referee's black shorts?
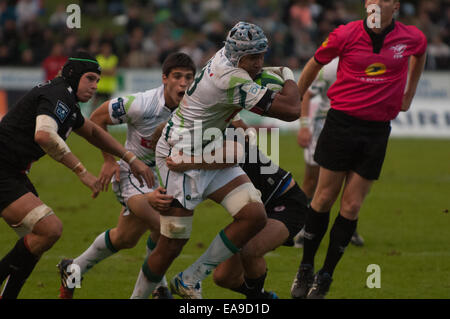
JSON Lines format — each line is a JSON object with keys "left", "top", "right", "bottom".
{"left": 314, "top": 108, "right": 391, "bottom": 180}
{"left": 0, "top": 164, "right": 38, "bottom": 213}
{"left": 266, "top": 182, "right": 308, "bottom": 247}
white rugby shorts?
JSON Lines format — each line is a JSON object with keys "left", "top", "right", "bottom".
{"left": 111, "top": 161, "right": 159, "bottom": 215}
{"left": 156, "top": 155, "right": 245, "bottom": 211}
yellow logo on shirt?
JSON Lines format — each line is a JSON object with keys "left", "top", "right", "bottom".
{"left": 365, "top": 63, "right": 386, "bottom": 76}
{"left": 322, "top": 37, "right": 329, "bottom": 48}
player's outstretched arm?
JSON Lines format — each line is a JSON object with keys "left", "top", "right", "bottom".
{"left": 74, "top": 119, "right": 155, "bottom": 189}
{"left": 34, "top": 115, "right": 102, "bottom": 198}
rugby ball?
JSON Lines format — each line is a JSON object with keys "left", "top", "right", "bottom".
{"left": 254, "top": 69, "right": 285, "bottom": 92}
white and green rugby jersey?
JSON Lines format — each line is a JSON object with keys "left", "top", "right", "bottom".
{"left": 108, "top": 85, "right": 173, "bottom": 166}
{"left": 308, "top": 57, "right": 339, "bottom": 118}
{"left": 161, "top": 47, "right": 269, "bottom": 155}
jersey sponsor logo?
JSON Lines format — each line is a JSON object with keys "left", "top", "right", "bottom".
{"left": 54, "top": 100, "right": 70, "bottom": 123}
{"left": 322, "top": 37, "right": 329, "bottom": 47}
{"left": 365, "top": 63, "right": 386, "bottom": 76}
{"left": 390, "top": 44, "right": 407, "bottom": 59}
{"left": 111, "top": 97, "right": 126, "bottom": 122}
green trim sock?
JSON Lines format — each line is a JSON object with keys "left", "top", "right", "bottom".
{"left": 182, "top": 229, "right": 239, "bottom": 285}
{"left": 130, "top": 260, "right": 162, "bottom": 299}
{"left": 130, "top": 236, "right": 167, "bottom": 299}
{"left": 73, "top": 230, "right": 117, "bottom": 275}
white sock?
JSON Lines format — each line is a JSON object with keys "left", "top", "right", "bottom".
{"left": 130, "top": 237, "right": 167, "bottom": 299}
{"left": 73, "top": 230, "right": 117, "bottom": 275}
{"left": 182, "top": 230, "right": 239, "bottom": 285}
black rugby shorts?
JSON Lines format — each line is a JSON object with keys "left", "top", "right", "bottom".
{"left": 0, "top": 165, "right": 38, "bottom": 213}
{"left": 314, "top": 108, "right": 391, "bottom": 180}
{"left": 266, "top": 183, "right": 308, "bottom": 247}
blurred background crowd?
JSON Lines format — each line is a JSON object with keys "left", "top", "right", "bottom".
{"left": 0, "top": 0, "right": 449, "bottom": 73}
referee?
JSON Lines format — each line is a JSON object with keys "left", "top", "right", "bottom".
{"left": 291, "top": 0, "right": 427, "bottom": 299}
{"left": 0, "top": 51, "right": 154, "bottom": 298}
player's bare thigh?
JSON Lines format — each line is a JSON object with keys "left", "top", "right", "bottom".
{"left": 127, "top": 194, "right": 160, "bottom": 232}
{"left": 1, "top": 192, "right": 62, "bottom": 255}
{"left": 1, "top": 192, "right": 45, "bottom": 226}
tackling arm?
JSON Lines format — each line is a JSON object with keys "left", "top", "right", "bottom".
{"left": 166, "top": 141, "right": 243, "bottom": 172}
{"left": 264, "top": 79, "right": 301, "bottom": 122}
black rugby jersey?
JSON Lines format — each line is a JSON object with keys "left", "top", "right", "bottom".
{"left": 0, "top": 77, "right": 85, "bottom": 171}
{"left": 239, "top": 139, "right": 292, "bottom": 206}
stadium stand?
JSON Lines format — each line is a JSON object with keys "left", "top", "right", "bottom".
{"left": 0, "top": 0, "right": 448, "bottom": 70}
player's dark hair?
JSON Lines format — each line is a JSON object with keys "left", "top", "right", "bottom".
{"left": 162, "top": 52, "right": 196, "bottom": 77}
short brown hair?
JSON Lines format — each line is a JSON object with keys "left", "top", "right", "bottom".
{"left": 162, "top": 52, "right": 196, "bottom": 76}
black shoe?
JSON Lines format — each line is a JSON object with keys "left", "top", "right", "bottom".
{"left": 152, "top": 286, "right": 174, "bottom": 299}
{"left": 290, "top": 264, "right": 314, "bottom": 299}
{"left": 351, "top": 231, "right": 364, "bottom": 247}
{"left": 307, "top": 272, "right": 333, "bottom": 299}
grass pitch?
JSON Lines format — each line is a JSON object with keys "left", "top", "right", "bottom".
{"left": 1, "top": 132, "right": 449, "bottom": 299}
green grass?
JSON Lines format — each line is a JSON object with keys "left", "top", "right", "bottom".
{"left": 1, "top": 132, "right": 449, "bottom": 299}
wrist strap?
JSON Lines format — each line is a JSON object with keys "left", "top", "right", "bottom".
{"left": 122, "top": 151, "right": 131, "bottom": 160}
{"left": 71, "top": 162, "right": 81, "bottom": 171}
{"left": 128, "top": 155, "right": 137, "bottom": 165}
{"left": 299, "top": 117, "right": 311, "bottom": 128}
{"left": 72, "top": 162, "right": 87, "bottom": 176}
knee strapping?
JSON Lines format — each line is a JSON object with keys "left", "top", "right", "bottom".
{"left": 220, "top": 183, "right": 262, "bottom": 216}
{"left": 160, "top": 215, "right": 193, "bottom": 239}
{"left": 11, "top": 204, "right": 54, "bottom": 238}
